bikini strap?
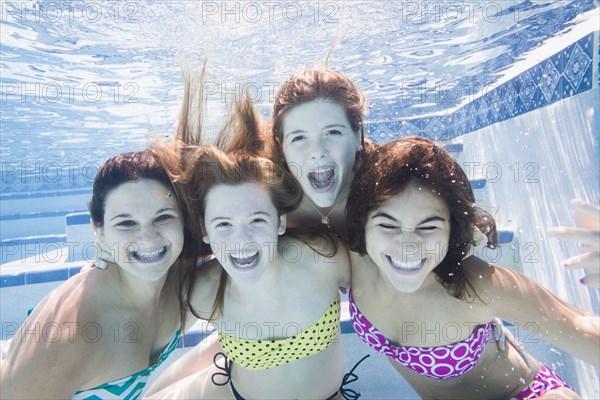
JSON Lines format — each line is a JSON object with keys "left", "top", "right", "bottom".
{"left": 211, "top": 352, "right": 232, "bottom": 386}
{"left": 335, "top": 354, "right": 370, "bottom": 400}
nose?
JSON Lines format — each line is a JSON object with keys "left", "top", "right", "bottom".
{"left": 310, "top": 139, "right": 328, "bottom": 160}
{"left": 138, "top": 224, "right": 160, "bottom": 244}
{"left": 237, "top": 227, "right": 254, "bottom": 243}
{"left": 393, "top": 230, "right": 423, "bottom": 253}
{"left": 223, "top": 228, "right": 257, "bottom": 253}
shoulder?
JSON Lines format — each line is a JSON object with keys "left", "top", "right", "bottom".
{"left": 463, "top": 257, "right": 537, "bottom": 294}
{"left": 188, "top": 258, "right": 222, "bottom": 318}
{"left": 462, "top": 256, "right": 566, "bottom": 318}
{"left": 279, "top": 234, "right": 350, "bottom": 287}
{"left": 462, "top": 256, "right": 526, "bottom": 300}
{"left": 28, "top": 269, "right": 106, "bottom": 327}
{"left": 1, "top": 271, "right": 110, "bottom": 397}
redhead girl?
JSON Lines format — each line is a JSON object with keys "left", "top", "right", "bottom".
{"left": 269, "top": 67, "right": 374, "bottom": 235}
{"left": 1, "top": 148, "right": 200, "bottom": 399}
{"left": 143, "top": 82, "right": 359, "bottom": 399}
{"left": 345, "top": 136, "right": 599, "bottom": 399}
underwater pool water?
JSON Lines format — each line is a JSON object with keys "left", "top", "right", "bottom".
{"left": 1, "top": 0, "right": 598, "bottom": 398}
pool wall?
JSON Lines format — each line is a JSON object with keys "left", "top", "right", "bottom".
{"left": 456, "top": 87, "right": 599, "bottom": 398}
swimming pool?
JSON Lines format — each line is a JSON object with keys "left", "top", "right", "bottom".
{"left": 1, "top": 1, "right": 598, "bottom": 397}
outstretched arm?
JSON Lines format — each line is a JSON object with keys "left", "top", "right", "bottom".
{"left": 486, "top": 264, "right": 599, "bottom": 368}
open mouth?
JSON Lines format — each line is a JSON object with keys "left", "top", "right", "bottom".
{"left": 386, "top": 256, "right": 424, "bottom": 274}
{"left": 229, "top": 250, "right": 260, "bottom": 269}
{"left": 130, "top": 246, "right": 168, "bottom": 263}
{"left": 307, "top": 166, "right": 336, "bottom": 192}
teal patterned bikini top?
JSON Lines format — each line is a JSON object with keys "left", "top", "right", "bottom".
{"left": 70, "top": 328, "right": 180, "bottom": 400}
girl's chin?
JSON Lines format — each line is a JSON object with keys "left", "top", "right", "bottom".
{"left": 305, "top": 190, "right": 338, "bottom": 209}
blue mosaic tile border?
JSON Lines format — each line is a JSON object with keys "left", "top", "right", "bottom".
{"left": 0, "top": 265, "right": 82, "bottom": 288}
{"left": 366, "top": 32, "right": 597, "bottom": 142}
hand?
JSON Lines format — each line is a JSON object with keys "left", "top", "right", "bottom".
{"left": 91, "top": 232, "right": 116, "bottom": 270}
{"left": 491, "top": 318, "right": 524, "bottom": 353}
{"left": 548, "top": 199, "right": 599, "bottom": 288}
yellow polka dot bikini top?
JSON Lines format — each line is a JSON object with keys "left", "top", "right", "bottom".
{"left": 218, "top": 295, "right": 340, "bottom": 371}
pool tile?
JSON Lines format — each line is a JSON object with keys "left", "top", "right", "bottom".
{"left": 25, "top": 268, "right": 69, "bottom": 285}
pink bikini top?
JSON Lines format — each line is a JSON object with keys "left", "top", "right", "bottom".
{"left": 348, "top": 289, "right": 494, "bottom": 380}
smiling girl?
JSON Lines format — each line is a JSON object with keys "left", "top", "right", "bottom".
{"left": 1, "top": 149, "right": 199, "bottom": 399}
{"left": 141, "top": 76, "right": 362, "bottom": 398}
{"left": 346, "top": 136, "right": 599, "bottom": 399}
{"left": 145, "top": 149, "right": 354, "bottom": 399}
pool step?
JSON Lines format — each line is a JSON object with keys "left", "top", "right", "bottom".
{"left": 0, "top": 210, "right": 88, "bottom": 242}
{"left": 442, "top": 143, "right": 464, "bottom": 153}
{"left": 0, "top": 209, "right": 92, "bottom": 264}
{"left": 1, "top": 235, "right": 67, "bottom": 264}
{"left": 0, "top": 188, "right": 91, "bottom": 213}
{"left": 0, "top": 189, "right": 91, "bottom": 235}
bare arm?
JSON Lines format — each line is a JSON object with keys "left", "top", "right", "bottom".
{"left": 1, "top": 285, "right": 101, "bottom": 398}
{"left": 483, "top": 263, "right": 599, "bottom": 368}
{"left": 145, "top": 261, "right": 223, "bottom": 397}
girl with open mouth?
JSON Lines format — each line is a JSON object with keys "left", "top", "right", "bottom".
{"left": 144, "top": 78, "right": 365, "bottom": 400}
{"left": 269, "top": 67, "right": 376, "bottom": 236}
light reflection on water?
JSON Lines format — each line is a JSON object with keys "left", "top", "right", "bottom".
{"left": 0, "top": 0, "right": 597, "bottom": 166}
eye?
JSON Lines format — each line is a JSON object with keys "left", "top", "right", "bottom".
{"left": 290, "top": 135, "right": 306, "bottom": 143}
{"left": 377, "top": 223, "right": 397, "bottom": 230}
{"left": 156, "top": 214, "right": 176, "bottom": 223}
{"left": 251, "top": 217, "right": 267, "bottom": 225}
{"left": 115, "top": 220, "right": 136, "bottom": 228}
{"left": 215, "top": 221, "right": 232, "bottom": 229}
{"left": 326, "top": 129, "right": 342, "bottom": 136}
{"left": 417, "top": 225, "right": 440, "bottom": 233}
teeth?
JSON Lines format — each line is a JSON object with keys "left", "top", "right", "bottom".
{"left": 132, "top": 246, "right": 167, "bottom": 262}
{"left": 388, "top": 256, "right": 422, "bottom": 270}
{"left": 311, "top": 165, "right": 335, "bottom": 173}
{"left": 308, "top": 168, "right": 335, "bottom": 189}
{"left": 230, "top": 250, "right": 260, "bottom": 268}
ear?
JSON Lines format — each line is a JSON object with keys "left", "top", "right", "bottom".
{"left": 202, "top": 236, "right": 210, "bottom": 244}
{"left": 92, "top": 221, "right": 105, "bottom": 244}
{"left": 354, "top": 131, "right": 363, "bottom": 152}
{"left": 277, "top": 215, "right": 287, "bottom": 235}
